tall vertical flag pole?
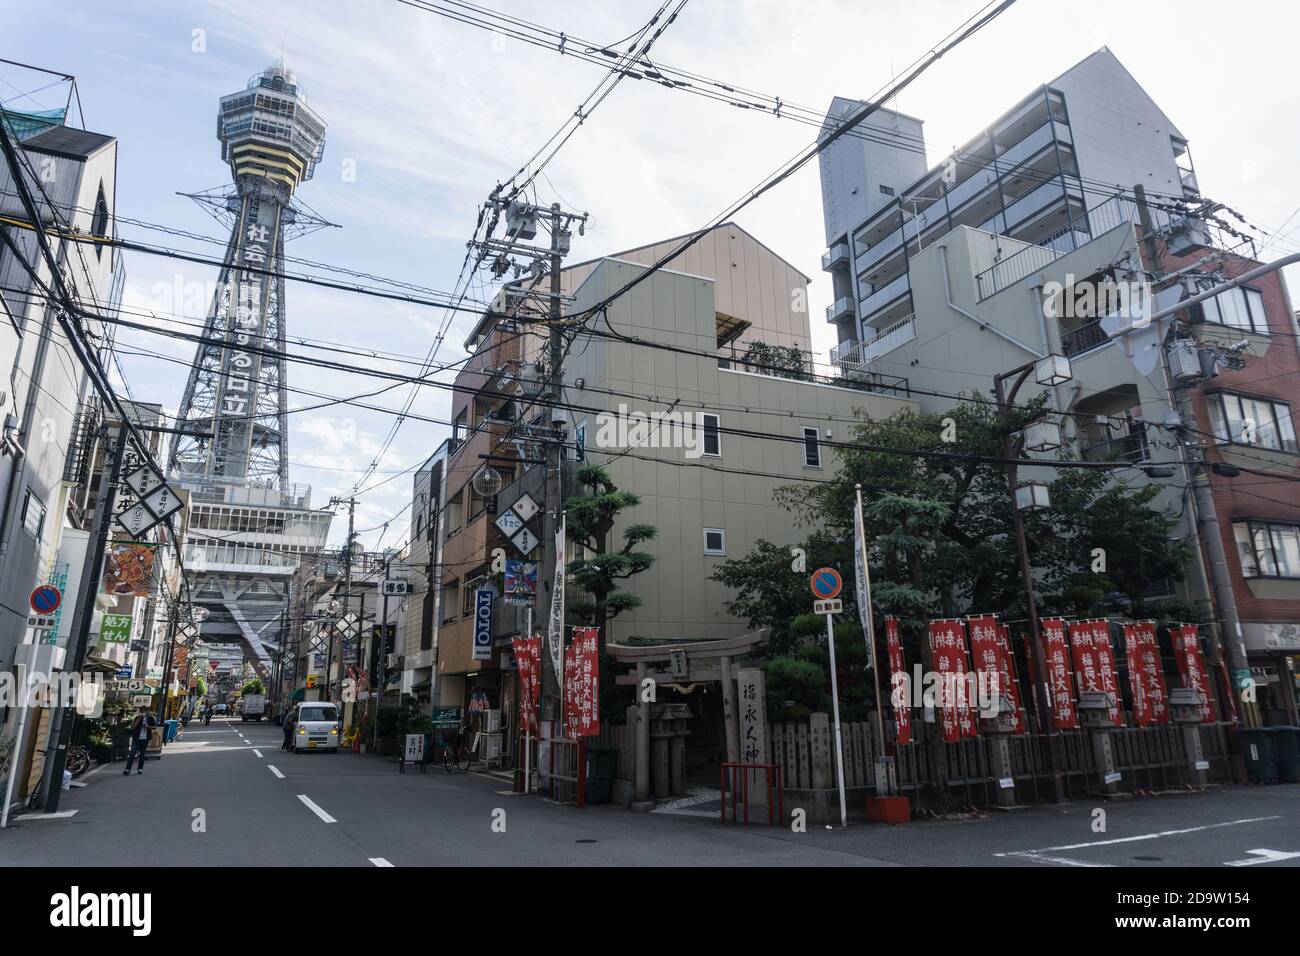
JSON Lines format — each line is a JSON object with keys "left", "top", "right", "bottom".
{"left": 825, "top": 610, "right": 849, "bottom": 828}
{"left": 548, "top": 511, "right": 566, "bottom": 734}
{"left": 854, "top": 484, "right": 888, "bottom": 773}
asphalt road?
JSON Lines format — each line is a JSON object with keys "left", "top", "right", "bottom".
{"left": 1, "top": 717, "right": 1297, "bottom": 868}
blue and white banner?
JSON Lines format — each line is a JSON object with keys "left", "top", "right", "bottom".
{"left": 473, "top": 588, "right": 494, "bottom": 662}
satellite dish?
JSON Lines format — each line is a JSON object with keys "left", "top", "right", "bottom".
{"left": 472, "top": 465, "right": 503, "bottom": 497}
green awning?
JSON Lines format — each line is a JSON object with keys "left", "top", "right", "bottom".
{"left": 289, "top": 687, "right": 306, "bottom": 702}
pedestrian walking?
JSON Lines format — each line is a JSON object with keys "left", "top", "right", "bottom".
{"left": 123, "top": 707, "right": 156, "bottom": 775}
{"left": 281, "top": 707, "right": 296, "bottom": 752}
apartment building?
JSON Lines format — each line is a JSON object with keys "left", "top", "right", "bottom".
{"left": 424, "top": 223, "right": 916, "bottom": 738}
{"left": 820, "top": 48, "right": 1199, "bottom": 373}
{"left": 817, "top": 48, "right": 1300, "bottom": 725}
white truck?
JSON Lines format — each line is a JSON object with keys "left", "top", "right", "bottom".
{"left": 240, "top": 694, "right": 267, "bottom": 721}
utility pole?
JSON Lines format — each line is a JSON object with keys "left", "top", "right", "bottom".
{"left": 327, "top": 495, "right": 357, "bottom": 709}
{"left": 41, "top": 421, "right": 128, "bottom": 812}
{"left": 1132, "top": 186, "right": 1257, "bottom": 725}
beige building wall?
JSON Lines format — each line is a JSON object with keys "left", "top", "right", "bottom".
{"left": 563, "top": 258, "right": 915, "bottom": 643}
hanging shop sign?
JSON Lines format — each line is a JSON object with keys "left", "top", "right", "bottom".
{"left": 101, "top": 542, "right": 157, "bottom": 597}
{"left": 100, "top": 613, "right": 133, "bottom": 644}
{"left": 504, "top": 560, "right": 537, "bottom": 607}
{"left": 473, "top": 588, "right": 494, "bottom": 662}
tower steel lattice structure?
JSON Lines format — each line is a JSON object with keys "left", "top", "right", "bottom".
{"left": 170, "top": 63, "right": 327, "bottom": 484}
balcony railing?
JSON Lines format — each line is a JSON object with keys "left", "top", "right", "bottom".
{"left": 858, "top": 271, "right": 910, "bottom": 320}
{"left": 1081, "top": 428, "right": 1148, "bottom": 464}
{"left": 826, "top": 296, "right": 855, "bottom": 323}
{"left": 822, "top": 242, "right": 850, "bottom": 271}
{"left": 831, "top": 315, "right": 915, "bottom": 371}
{"left": 1060, "top": 318, "right": 1110, "bottom": 357}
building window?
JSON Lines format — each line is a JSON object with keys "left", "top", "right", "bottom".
{"left": 415, "top": 512, "right": 424, "bottom": 539}
{"left": 703, "top": 528, "right": 726, "bottom": 555}
{"left": 21, "top": 489, "right": 45, "bottom": 540}
{"left": 1234, "top": 521, "right": 1300, "bottom": 579}
{"left": 1206, "top": 393, "right": 1296, "bottom": 453}
{"left": 574, "top": 420, "right": 587, "bottom": 462}
{"left": 802, "top": 426, "right": 822, "bottom": 468}
{"left": 879, "top": 185, "right": 895, "bottom": 197}
{"left": 700, "top": 413, "right": 721, "bottom": 457}
{"left": 1193, "top": 286, "right": 1268, "bottom": 335}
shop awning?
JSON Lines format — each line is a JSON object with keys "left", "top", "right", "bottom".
{"left": 289, "top": 686, "right": 306, "bottom": 702}
{"left": 82, "top": 655, "right": 123, "bottom": 674}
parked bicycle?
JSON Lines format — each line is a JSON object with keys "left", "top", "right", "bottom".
{"left": 23, "top": 744, "right": 91, "bottom": 810}
{"left": 441, "top": 725, "right": 474, "bottom": 773}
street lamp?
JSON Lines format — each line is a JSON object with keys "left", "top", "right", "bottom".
{"left": 993, "top": 356, "right": 1074, "bottom": 803}
{"left": 1021, "top": 419, "right": 1063, "bottom": 453}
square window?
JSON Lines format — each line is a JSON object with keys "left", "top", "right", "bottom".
{"left": 21, "top": 489, "right": 45, "bottom": 540}
{"left": 703, "top": 528, "right": 726, "bottom": 555}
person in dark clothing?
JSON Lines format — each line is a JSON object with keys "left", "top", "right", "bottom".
{"left": 123, "top": 708, "right": 156, "bottom": 775}
{"left": 281, "top": 708, "right": 296, "bottom": 752}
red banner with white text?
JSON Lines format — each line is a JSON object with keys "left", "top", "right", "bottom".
{"left": 994, "top": 622, "right": 1027, "bottom": 734}
{"left": 512, "top": 635, "right": 542, "bottom": 734}
{"left": 1041, "top": 617, "right": 1078, "bottom": 730}
{"left": 885, "top": 616, "right": 911, "bottom": 745}
{"left": 1171, "top": 624, "right": 1215, "bottom": 723}
{"left": 563, "top": 626, "right": 600, "bottom": 737}
{"left": 928, "top": 619, "right": 977, "bottom": 742}
{"left": 1132, "top": 620, "right": 1169, "bottom": 725}
{"left": 1069, "top": 620, "right": 1123, "bottom": 726}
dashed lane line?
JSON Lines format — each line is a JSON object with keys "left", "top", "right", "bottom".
{"left": 268, "top": 765, "right": 285, "bottom": 779}
{"left": 297, "top": 794, "right": 337, "bottom": 823}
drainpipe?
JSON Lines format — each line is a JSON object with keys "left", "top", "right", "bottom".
{"left": 939, "top": 245, "right": 1043, "bottom": 358}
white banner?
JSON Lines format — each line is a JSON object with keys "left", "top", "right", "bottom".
{"left": 853, "top": 488, "right": 876, "bottom": 670}
{"left": 547, "top": 513, "right": 566, "bottom": 686}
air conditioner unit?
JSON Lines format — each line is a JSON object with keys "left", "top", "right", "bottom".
{"left": 480, "top": 732, "right": 503, "bottom": 760}
{"left": 482, "top": 709, "right": 502, "bottom": 732}
{"left": 385, "top": 653, "right": 399, "bottom": 669}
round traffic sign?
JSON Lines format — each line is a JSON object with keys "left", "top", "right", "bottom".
{"left": 810, "top": 567, "right": 842, "bottom": 600}
{"left": 30, "top": 585, "right": 62, "bottom": 615}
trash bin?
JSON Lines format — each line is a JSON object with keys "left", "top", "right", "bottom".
{"left": 584, "top": 745, "right": 618, "bottom": 805}
{"left": 1239, "top": 727, "right": 1279, "bottom": 785}
{"left": 164, "top": 719, "right": 179, "bottom": 743}
{"left": 1271, "top": 726, "right": 1300, "bottom": 784}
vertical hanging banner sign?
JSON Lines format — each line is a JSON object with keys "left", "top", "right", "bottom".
{"left": 563, "top": 626, "right": 599, "bottom": 737}
{"left": 1134, "top": 620, "right": 1169, "bottom": 725}
{"left": 1171, "top": 624, "right": 1214, "bottom": 723}
{"left": 1122, "top": 624, "right": 1149, "bottom": 725}
{"left": 1091, "top": 620, "right": 1124, "bottom": 726}
{"left": 547, "top": 518, "right": 566, "bottom": 683}
{"left": 927, "top": 619, "right": 977, "bottom": 743}
{"left": 967, "top": 614, "right": 1003, "bottom": 717}
{"left": 852, "top": 492, "right": 875, "bottom": 670}
{"left": 994, "top": 622, "right": 1027, "bottom": 734}
{"left": 511, "top": 635, "right": 542, "bottom": 733}
{"left": 884, "top": 616, "right": 911, "bottom": 745}
{"left": 1041, "top": 617, "right": 1078, "bottom": 730}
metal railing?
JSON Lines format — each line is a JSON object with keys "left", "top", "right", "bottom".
{"left": 832, "top": 314, "right": 916, "bottom": 371}
{"left": 1060, "top": 318, "right": 1109, "bottom": 357}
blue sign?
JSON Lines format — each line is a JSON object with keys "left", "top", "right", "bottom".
{"left": 115, "top": 665, "right": 133, "bottom": 678}
{"left": 30, "top": 585, "right": 62, "bottom": 615}
{"left": 810, "top": 567, "right": 843, "bottom": 600}
{"left": 473, "top": 588, "right": 494, "bottom": 662}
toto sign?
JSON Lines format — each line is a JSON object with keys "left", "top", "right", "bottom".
{"left": 473, "top": 588, "right": 494, "bottom": 662}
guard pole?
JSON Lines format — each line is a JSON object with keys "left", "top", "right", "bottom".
{"left": 826, "top": 611, "right": 849, "bottom": 828}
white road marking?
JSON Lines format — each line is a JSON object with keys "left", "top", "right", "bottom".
{"left": 297, "top": 794, "right": 336, "bottom": 823}
{"left": 12, "top": 810, "right": 78, "bottom": 820}
{"left": 253, "top": 749, "right": 263, "bottom": 758}
{"left": 1224, "top": 848, "right": 1300, "bottom": 867}
{"left": 995, "top": 815, "right": 1282, "bottom": 860}
{"left": 369, "top": 857, "right": 394, "bottom": 867}
{"left": 1014, "top": 852, "right": 1114, "bottom": 867}
{"left": 268, "top": 765, "right": 285, "bottom": 779}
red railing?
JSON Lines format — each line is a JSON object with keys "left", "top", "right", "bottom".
{"left": 720, "top": 762, "right": 783, "bottom": 825}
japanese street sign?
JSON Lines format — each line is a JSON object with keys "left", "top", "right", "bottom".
{"left": 115, "top": 502, "right": 156, "bottom": 538}
{"left": 123, "top": 464, "right": 165, "bottom": 498}
{"left": 510, "top": 526, "right": 539, "bottom": 557}
{"left": 115, "top": 665, "right": 133, "bottom": 679}
{"left": 494, "top": 510, "right": 524, "bottom": 536}
{"left": 337, "top": 611, "right": 360, "bottom": 640}
{"left": 810, "top": 567, "right": 842, "bottom": 600}
{"left": 813, "top": 598, "right": 843, "bottom": 615}
{"left": 101, "top": 613, "right": 133, "bottom": 644}
{"left": 473, "top": 588, "right": 494, "bottom": 662}
{"left": 27, "top": 614, "right": 56, "bottom": 630}
{"left": 140, "top": 484, "right": 183, "bottom": 523}
{"left": 381, "top": 579, "right": 409, "bottom": 597}
{"left": 30, "top": 585, "right": 61, "bottom": 615}
{"left": 510, "top": 492, "right": 540, "bottom": 523}
{"left": 430, "top": 706, "right": 461, "bottom": 728}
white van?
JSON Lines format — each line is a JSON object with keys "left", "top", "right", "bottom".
{"left": 292, "top": 702, "right": 341, "bottom": 753}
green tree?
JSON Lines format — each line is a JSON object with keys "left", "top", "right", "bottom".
{"left": 241, "top": 679, "right": 265, "bottom": 696}
{"left": 739, "top": 341, "right": 812, "bottom": 381}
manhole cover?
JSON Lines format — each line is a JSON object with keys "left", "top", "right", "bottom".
{"left": 1132, "top": 856, "right": 1162, "bottom": 861}
{"left": 575, "top": 839, "right": 597, "bottom": 844}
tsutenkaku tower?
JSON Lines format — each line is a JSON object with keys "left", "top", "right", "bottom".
{"left": 170, "top": 63, "right": 327, "bottom": 484}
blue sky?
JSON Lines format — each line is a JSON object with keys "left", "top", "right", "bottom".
{"left": 4, "top": 0, "right": 1298, "bottom": 550}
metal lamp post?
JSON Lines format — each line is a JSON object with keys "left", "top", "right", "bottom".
{"left": 993, "top": 353, "right": 1071, "bottom": 802}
